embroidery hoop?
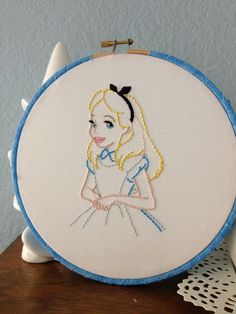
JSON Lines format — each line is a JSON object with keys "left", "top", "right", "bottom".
{"left": 11, "top": 44, "right": 236, "bottom": 285}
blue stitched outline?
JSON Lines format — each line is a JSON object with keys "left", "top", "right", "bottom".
{"left": 127, "top": 155, "right": 149, "bottom": 183}
{"left": 128, "top": 183, "right": 136, "bottom": 196}
{"left": 140, "top": 209, "right": 164, "bottom": 232}
{"left": 10, "top": 51, "right": 236, "bottom": 286}
{"left": 86, "top": 159, "right": 95, "bottom": 175}
{"left": 127, "top": 164, "right": 163, "bottom": 232}
{"left": 127, "top": 169, "right": 163, "bottom": 232}
{"left": 127, "top": 180, "right": 164, "bottom": 232}
{"left": 99, "top": 147, "right": 115, "bottom": 162}
{"left": 87, "top": 148, "right": 115, "bottom": 174}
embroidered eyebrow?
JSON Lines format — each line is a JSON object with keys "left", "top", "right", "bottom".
{"left": 104, "top": 114, "right": 115, "bottom": 122}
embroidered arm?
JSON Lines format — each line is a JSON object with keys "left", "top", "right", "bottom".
{"left": 112, "top": 170, "right": 156, "bottom": 210}
{"left": 97, "top": 164, "right": 156, "bottom": 211}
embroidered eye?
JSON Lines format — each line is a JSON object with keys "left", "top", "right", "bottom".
{"left": 89, "top": 119, "right": 96, "bottom": 128}
{"left": 104, "top": 120, "right": 114, "bottom": 129}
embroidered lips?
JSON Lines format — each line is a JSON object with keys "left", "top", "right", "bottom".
{"left": 93, "top": 136, "right": 105, "bottom": 144}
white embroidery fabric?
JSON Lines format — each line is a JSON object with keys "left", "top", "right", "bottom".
{"left": 177, "top": 242, "right": 236, "bottom": 313}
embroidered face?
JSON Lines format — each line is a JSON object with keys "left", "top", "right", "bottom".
{"left": 89, "top": 101, "right": 128, "bottom": 149}
{"left": 86, "top": 85, "right": 164, "bottom": 180}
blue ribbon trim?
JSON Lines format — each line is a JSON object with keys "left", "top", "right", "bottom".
{"left": 99, "top": 147, "right": 115, "bottom": 162}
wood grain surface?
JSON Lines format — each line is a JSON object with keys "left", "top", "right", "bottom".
{"left": 0, "top": 238, "right": 210, "bottom": 313}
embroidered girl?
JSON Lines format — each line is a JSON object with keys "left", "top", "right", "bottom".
{"left": 70, "top": 84, "right": 165, "bottom": 236}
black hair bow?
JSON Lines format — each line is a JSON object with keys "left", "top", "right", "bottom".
{"left": 109, "top": 84, "right": 134, "bottom": 122}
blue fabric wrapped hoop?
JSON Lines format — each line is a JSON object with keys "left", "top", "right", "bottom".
{"left": 11, "top": 51, "right": 236, "bottom": 286}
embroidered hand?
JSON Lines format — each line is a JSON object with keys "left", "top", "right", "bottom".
{"left": 93, "top": 196, "right": 115, "bottom": 210}
{"left": 92, "top": 199, "right": 106, "bottom": 210}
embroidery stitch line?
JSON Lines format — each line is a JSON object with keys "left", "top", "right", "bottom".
{"left": 118, "top": 204, "right": 124, "bottom": 218}
{"left": 77, "top": 154, "right": 154, "bottom": 232}
{"left": 127, "top": 155, "right": 149, "bottom": 183}
{"left": 116, "top": 119, "right": 146, "bottom": 172}
{"left": 105, "top": 207, "right": 111, "bottom": 225}
{"left": 82, "top": 209, "right": 96, "bottom": 228}
{"left": 86, "top": 159, "right": 95, "bottom": 175}
{"left": 99, "top": 147, "right": 115, "bottom": 162}
{"left": 69, "top": 205, "right": 94, "bottom": 226}
{"left": 126, "top": 174, "right": 165, "bottom": 232}
{"left": 125, "top": 206, "right": 139, "bottom": 237}
{"left": 140, "top": 209, "right": 165, "bottom": 232}
{"left": 128, "top": 94, "right": 164, "bottom": 181}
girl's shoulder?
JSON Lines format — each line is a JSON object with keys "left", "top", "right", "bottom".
{"left": 126, "top": 154, "right": 149, "bottom": 183}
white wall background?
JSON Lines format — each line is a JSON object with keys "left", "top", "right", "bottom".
{"left": 0, "top": 0, "right": 236, "bottom": 253}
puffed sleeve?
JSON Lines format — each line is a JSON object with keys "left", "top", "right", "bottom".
{"left": 127, "top": 155, "right": 149, "bottom": 183}
{"left": 86, "top": 159, "right": 95, "bottom": 175}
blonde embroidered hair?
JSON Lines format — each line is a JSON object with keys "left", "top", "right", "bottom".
{"left": 86, "top": 88, "right": 164, "bottom": 182}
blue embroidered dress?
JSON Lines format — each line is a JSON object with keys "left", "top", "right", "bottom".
{"left": 78, "top": 147, "right": 164, "bottom": 236}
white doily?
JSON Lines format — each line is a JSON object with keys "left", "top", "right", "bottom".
{"left": 177, "top": 242, "right": 236, "bottom": 313}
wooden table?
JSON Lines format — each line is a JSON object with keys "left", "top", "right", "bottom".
{"left": 0, "top": 238, "right": 210, "bottom": 313}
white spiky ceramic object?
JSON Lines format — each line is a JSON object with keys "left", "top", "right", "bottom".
{"left": 8, "top": 42, "right": 71, "bottom": 263}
